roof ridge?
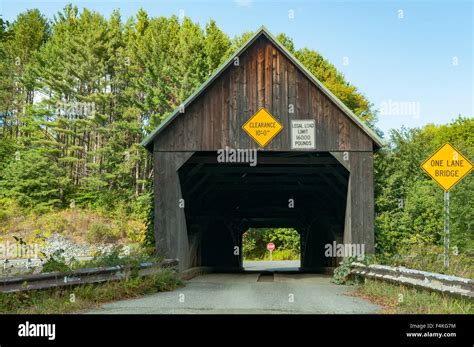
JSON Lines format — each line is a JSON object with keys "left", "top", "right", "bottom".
{"left": 141, "top": 26, "right": 384, "bottom": 150}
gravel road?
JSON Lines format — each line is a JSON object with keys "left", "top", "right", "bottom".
{"left": 87, "top": 261, "right": 380, "bottom": 314}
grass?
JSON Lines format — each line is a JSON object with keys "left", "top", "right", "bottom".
{"left": 0, "top": 202, "right": 147, "bottom": 249}
{"left": 354, "top": 279, "right": 473, "bottom": 314}
{"left": 0, "top": 269, "right": 183, "bottom": 314}
{"left": 375, "top": 246, "right": 473, "bottom": 279}
{"left": 244, "top": 249, "right": 300, "bottom": 261}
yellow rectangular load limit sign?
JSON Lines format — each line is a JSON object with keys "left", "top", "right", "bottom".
{"left": 421, "top": 143, "right": 472, "bottom": 191}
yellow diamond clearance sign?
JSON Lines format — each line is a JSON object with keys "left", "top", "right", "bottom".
{"left": 421, "top": 143, "right": 473, "bottom": 191}
{"left": 242, "top": 108, "right": 283, "bottom": 148}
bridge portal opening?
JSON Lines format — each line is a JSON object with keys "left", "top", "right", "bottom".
{"left": 242, "top": 228, "right": 301, "bottom": 271}
{"left": 145, "top": 28, "right": 379, "bottom": 272}
{"left": 178, "top": 151, "right": 348, "bottom": 271}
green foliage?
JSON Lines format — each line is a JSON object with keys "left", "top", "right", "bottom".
{"left": 0, "top": 198, "right": 20, "bottom": 225}
{"left": 332, "top": 256, "right": 368, "bottom": 285}
{"left": 243, "top": 228, "right": 300, "bottom": 260}
{"left": 1, "top": 6, "right": 471, "bottom": 267}
{"left": 143, "top": 191, "right": 155, "bottom": 248}
{"left": 357, "top": 279, "right": 472, "bottom": 314}
{"left": 86, "top": 223, "right": 121, "bottom": 244}
{"left": 375, "top": 117, "right": 473, "bottom": 257}
{"left": 205, "top": 20, "right": 231, "bottom": 74}
{"left": 332, "top": 258, "right": 353, "bottom": 285}
{"left": 81, "top": 246, "right": 159, "bottom": 269}
{"left": 36, "top": 213, "right": 70, "bottom": 236}
{"left": 374, "top": 245, "right": 473, "bottom": 279}
{"left": 0, "top": 7, "right": 378, "bottom": 243}
{"left": 0, "top": 269, "right": 182, "bottom": 314}
{"left": 265, "top": 249, "right": 298, "bottom": 261}
{"left": 40, "top": 249, "right": 74, "bottom": 273}
{"left": 0, "top": 149, "right": 71, "bottom": 209}
{"left": 0, "top": 138, "right": 15, "bottom": 177}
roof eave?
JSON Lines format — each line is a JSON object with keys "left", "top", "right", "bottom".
{"left": 141, "top": 26, "right": 385, "bottom": 151}
{"left": 141, "top": 26, "right": 269, "bottom": 152}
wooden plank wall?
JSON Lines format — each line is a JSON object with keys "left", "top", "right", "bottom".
{"left": 152, "top": 35, "right": 376, "bottom": 269}
{"left": 337, "top": 151, "right": 375, "bottom": 253}
{"left": 154, "top": 36, "right": 373, "bottom": 152}
{"left": 154, "top": 152, "right": 194, "bottom": 270}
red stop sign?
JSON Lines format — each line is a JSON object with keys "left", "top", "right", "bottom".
{"left": 267, "top": 243, "right": 275, "bottom": 251}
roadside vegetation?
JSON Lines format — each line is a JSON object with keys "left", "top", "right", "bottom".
{"left": 0, "top": 7, "right": 471, "bottom": 286}
{"left": 354, "top": 279, "right": 472, "bottom": 314}
{"left": 0, "top": 202, "right": 148, "bottom": 251}
{"left": 243, "top": 228, "right": 300, "bottom": 261}
{"left": 40, "top": 245, "right": 158, "bottom": 273}
{"left": 0, "top": 269, "right": 182, "bottom": 314}
{"left": 373, "top": 245, "right": 473, "bottom": 279}
{"left": 373, "top": 118, "right": 473, "bottom": 275}
{"left": 332, "top": 249, "right": 472, "bottom": 313}
{"left": 332, "top": 247, "right": 472, "bottom": 314}
{"left": 0, "top": 7, "right": 378, "bottom": 258}
{"left": 244, "top": 119, "right": 473, "bottom": 269}
{"left": 0, "top": 244, "right": 181, "bottom": 314}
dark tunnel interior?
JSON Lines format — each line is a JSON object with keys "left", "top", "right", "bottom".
{"left": 178, "top": 151, "right": 349, "bottom": 271}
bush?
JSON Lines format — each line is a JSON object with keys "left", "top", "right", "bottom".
{"left": 0, "top": 198, "right": 21, "bottom": 225}
{"left": 124, "top": 220, "right": 146, "bottom": 244}
{"left": 86, "top": 223, "right": 120, "bottom": 243}
{"left": 376, "top": 245, "right": 473, "bottom": 279}
{"left": 332, "top": 257, "right": 357, "bottom": 285}
{"left": 36, "top": 212, "right": 70, "bottom": 236}
{"left": 41, "top": 249, "right": 74, "bottom": 273}
{"left": 264, "top": 249, "right": 299, "bottom": 261}
{"left": 0, "top": 150, "right": 72, "bottom": 208}
{"left": 332, "top": 256, "right": 372, "bottom": 285}
{"left": 81, "top": 246, "right": 159, "bottom": 269}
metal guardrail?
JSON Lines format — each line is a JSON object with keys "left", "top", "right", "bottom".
{"left": 0, "top": 259, "right": 179, "bottom": 293}
{"left": 1, "top": 256, "right": 96, "bottom": 278}
{"left": 351, "top": 262, "right": 474, "bottom": 300}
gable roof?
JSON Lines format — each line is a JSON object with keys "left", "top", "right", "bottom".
{"left": 141, "top": 26, "right": 384, "bottom": 151}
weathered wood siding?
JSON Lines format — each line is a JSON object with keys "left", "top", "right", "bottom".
{"left": 154, "top": 36, "right": 373, "bottom": 152}
{"left": 151, "top": 32, "right": 377, "bottom": 270}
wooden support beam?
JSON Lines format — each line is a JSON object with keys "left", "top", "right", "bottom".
{"left": 342, "top": 152, "right": 374, "bottom": 253}
{"left": 185, "top": 173, "right": 211, "bottom": 196}
{"left": 154, "top": 151, "right": 194, "bottom": 270}
{"left": 193, "top": 166, "right": 338, "bottom": 174}
{"left": 185, "top": 155, "right": 339, "bottom": 165}
{"left": 181, "top": 162, "right": 205, "bottom": 186}
{"left": 316, "top": 173, "right": 346, "bottom": 200}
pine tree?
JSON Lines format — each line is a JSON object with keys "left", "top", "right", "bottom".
{"left": 204, "top": 20, "right": 231, "bottom": 75}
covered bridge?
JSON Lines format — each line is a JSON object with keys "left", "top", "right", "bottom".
{"left": 142, "top": 27, "right": 383, "bottom": 271}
